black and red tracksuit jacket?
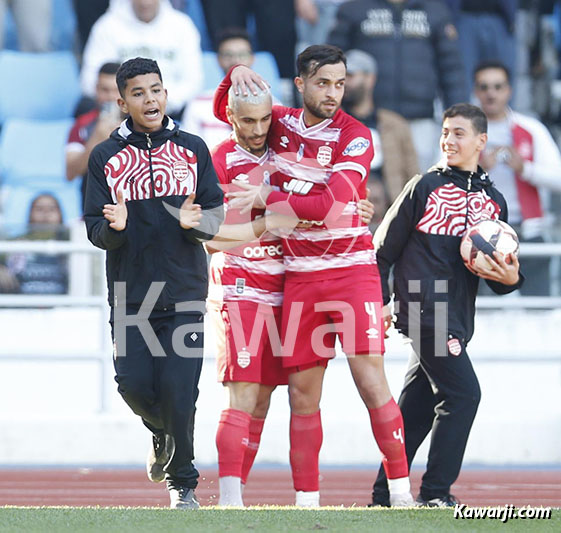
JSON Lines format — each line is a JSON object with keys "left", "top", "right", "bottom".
{"left": 84, "top": 116, "right": 224, "bottom": 310}
{"left": 375, "top": 164, "right": 524, "bottom": 343}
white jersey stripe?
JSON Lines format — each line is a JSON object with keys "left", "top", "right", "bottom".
{"left": 279, "top": 114, "right": 341, "bottom": 142}
{"left": 271, "top": 151, "right": 330, "bottom": 183}
{"left": 223, "top": 286, "right": 283, "bottom": 306}
{"left": 332, "top": 161, "right": 368, "bottom": 180}
{"left": 225, "top": 255, "right": 286, "bottom": 275}
{"left": 284, "top": 249, "right": 377, "bottom": 272}
{"left": 289, "top": 225, "right": 371, "bottom": 241}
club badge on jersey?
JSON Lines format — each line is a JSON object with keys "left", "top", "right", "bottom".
{"left": 172, "top": 160, "right": 190, "bottom": 181}
{"left": 317, "top": 145, "right": 332, "bottom": 166}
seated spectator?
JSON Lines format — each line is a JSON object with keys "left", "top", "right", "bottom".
{"left": 181, "top": 27, "right": 254, "bottom": 149}
{"left": 80, "top": 0, "right": 202, "bottom": 118}
{"left": 329, "top": 0, "right": 468, "bottom": 172}
{"left": 342, "top": 49, "right": 419, "bottom": 202}
{"left": 0, "top": 194, "right": 69, "bottom": 295}
{"left": 66, "top": 62, "right": 122, "bottom": 210}
{"left": 474, "top": 60, "right": 561, "bottom": 296}
{"left": 0, "top": 0, "right": 51, "bottom": 51}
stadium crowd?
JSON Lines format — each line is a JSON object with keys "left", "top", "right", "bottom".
{"left": 1, "top": 0, "right": 561, "bottom": 294}
{"left": 0, "top": 0, "right": 558, "bottom": 509}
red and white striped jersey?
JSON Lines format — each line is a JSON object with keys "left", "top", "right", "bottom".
{"left": 265, "top": 106, "right": 377, "bottom": 280}
{"left": 208, "top": 138, "right": 285, "bottom": 306}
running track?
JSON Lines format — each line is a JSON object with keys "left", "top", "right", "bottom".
{"left": 1, "top": 469, "right": 559, "bottom": 507}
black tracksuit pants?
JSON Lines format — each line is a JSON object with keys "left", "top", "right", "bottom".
{"left": 373, "top": 333, "right": 481, "bottom": 502}
{"left": 111, "top": 311, "right": 204, "bottom": 488}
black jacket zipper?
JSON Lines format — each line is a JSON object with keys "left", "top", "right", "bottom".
{"left": 146, "top": 133, "right": 155, "bottom": 198}
{"left": 464, "top": 173, "right": 473, "bottom": 232}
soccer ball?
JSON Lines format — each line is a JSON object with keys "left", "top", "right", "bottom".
{"left": 460, "top": 219, "right": 519, "bottom": 271}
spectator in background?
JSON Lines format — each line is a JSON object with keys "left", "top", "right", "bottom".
{"left": 296, "top": 0, "right": 350, "bottom": 52}
{"left": 80, "top": 0, "right": 202, "bottom": 119}
{"left": 73, "top": 0, "right": 110, "bottom": 53}
{"left": 0, "top": 194, "right": 69, "bottom": 295}
{"left": 445, "top": 0, "right": 517, "bottom": 96}
{"left": 66, "top": 62, "right": 122, "bottom": 211}
{"left": 342, "top": 49, "right": 419, "bottom": 203}
{"left": 181, "top": 28, "right": 254, "bottom": 149}
{"left": 474, "top": 60, "right": 561, "bottom": 295}
{"left": 202, "top": 0, "right": 296, "bottom": 81}
{"left": 329, "top": 0, "right": 469, "bottom": 172}
{"left": 0, "top": 0, "right": 51, "bottom": 51}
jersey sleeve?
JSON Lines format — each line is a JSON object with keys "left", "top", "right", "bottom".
{"left": 213, "top": 67, "right": 234, "bottom": 124}
{"left": 265, "top": 121, "right": 374, "bottom": 221}
{"left": 331, "top": 122, "right": 374, "bottom": 181}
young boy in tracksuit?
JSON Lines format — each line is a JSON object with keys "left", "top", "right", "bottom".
{"left": 371, "top": 103, "right": 523, "bottom": 507}
{"left": 84, "top": 57, "right": 223, "bottom": 509}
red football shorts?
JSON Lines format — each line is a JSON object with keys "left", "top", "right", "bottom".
{"left": 280, "top": 271, "right": 385, "bottom": 370}
{"left": 212, "top": 300, "right": 288, "bottom": 386}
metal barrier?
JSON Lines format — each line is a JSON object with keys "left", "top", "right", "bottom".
{"left": 1, "top": 239, "right": 560, "bottom": 414}
{"left": 0, "top": 238, "right": 111, "bottom": 411}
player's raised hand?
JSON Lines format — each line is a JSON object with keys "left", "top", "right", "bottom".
{"left": 103, "top": 190, "right": 128, "bottom": 231}
{"left": 179, "top": 193, "right": 202, "bottom": 229}
{"left": 358, "top": 191, "right": 375, "bottom": 225}
{"left": 472, "top": 252, "right": 520, "bottom": 285}
{"left": 231, "top": 65, "right": 269, "bottom": 96}
{"left": 226, "top": 182, "right": 271, "bottom": 214}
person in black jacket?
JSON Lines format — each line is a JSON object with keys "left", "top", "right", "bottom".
{"left": 84, "top": 57, "right": 224, "bottom": 509}
{"left": 370, "top": 103, "right": 523, "bottom": 507}
{"left": 328, "top": 0, "right": 469, "bottom": 173}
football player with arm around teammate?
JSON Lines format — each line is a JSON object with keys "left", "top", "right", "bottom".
{"left": 84, "top": 57, "right": 224, "bottom": 510}
{"left": 214, "top": 45, "right": 414, "bottom": 508}
{"left": 370, "top": 103, "right": 523, "bottom": 507}
{"left": 207, "top": 83, "right": 376, "bottom": 507}
{"left": 206, "top": 84, "right": 291, "bottom": 508}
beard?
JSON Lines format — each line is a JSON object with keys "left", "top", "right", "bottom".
{"left": 303, "top": 93, "right": 340, "bottom": 120}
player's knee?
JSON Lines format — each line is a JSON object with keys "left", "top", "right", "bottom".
{"left": 289, "top": 385, "right": 319, "bottom": 414}
{"left": 227, "top": 382, "right": 260, "bottom": 413}
{"left": 253, "top": 394, "right": 273, "bottom": 419}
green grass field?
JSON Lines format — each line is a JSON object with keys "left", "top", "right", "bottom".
{"left": 0, "top": 507, "right": 558, "bottom": 533}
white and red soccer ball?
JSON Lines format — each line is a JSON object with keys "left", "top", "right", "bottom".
{"left": 460, "top": 219, "right": 519, "bottom": 271}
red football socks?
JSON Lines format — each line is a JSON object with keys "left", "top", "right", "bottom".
{"left": 241, "top": 416, "right": 266, "bottom": 484}
{"left": 289, "top": 410, "right": 323, "bottom": 492}
{"left": 368, "top": 399, "right": 409, "bottom": 479}
{"left": 216, "top": 408, "right": 252, "bottom": 478}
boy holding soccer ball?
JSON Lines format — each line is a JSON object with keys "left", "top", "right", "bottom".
{"left": 370, "top": 103, "right": 523, "bottom": 507}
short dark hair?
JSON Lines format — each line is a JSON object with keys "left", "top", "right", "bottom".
{"left": 216, "top": 27, "right": 252, "bottom": 52}
{"left": 116, "top": 57, "right": 162, "bottom": 96}
{"left": 473, "top": 60, "right": 511, "bottom": 83}
{"left": 99, "top": 62, "right": 120, "bottom": 77}
{"left": 443, "top": 103, "right": 487, "bottom": 134}
{"left": 297, "top": 44, "right": 346, "bottom": 78}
